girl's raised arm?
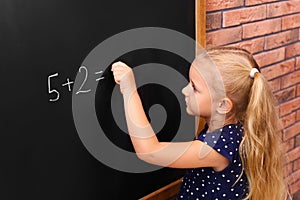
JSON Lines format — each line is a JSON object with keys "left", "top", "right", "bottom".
{"left": 111, "top": 61, "right": 229, "bottom": 170}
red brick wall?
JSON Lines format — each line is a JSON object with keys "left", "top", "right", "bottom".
{"left": 205, "top": 0, "right": 300, "bottom": 197}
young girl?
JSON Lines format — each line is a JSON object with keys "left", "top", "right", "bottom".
{"left": 111, "top": 47, "right": 288, "bottom": 200}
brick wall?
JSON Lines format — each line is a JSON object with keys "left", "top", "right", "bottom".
{"left": 205, "top": 0, "right": 300, "bottom": 198}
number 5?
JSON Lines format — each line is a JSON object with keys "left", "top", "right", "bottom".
{"left": 48, "top": 73, "right": 60, "bottom": 102}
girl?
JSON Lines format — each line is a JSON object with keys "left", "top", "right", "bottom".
{"left": 111, "top": 47, "right": 288, "bottom": 200}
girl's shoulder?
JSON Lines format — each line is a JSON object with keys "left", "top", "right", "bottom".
{"left": 196, "top": 122, "right": 244, "bottom": 162}
{"left": 197, "top": 122, "right": 244, "bottom": 143}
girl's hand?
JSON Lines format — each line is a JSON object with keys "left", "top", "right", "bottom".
{"left": 111, "top": 61, "right": 137, "bottom": 94}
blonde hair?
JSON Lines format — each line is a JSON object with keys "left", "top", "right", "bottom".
{"left": 206, "top": 47, "right": 289, "bottom": 200}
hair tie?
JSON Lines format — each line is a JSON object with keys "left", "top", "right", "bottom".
{"left": 250, "top": 68, "right": 259, "bottom": 79}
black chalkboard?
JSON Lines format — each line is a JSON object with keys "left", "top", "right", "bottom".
{"left": 0, "top": 1, "right": 195, "bottom": 199}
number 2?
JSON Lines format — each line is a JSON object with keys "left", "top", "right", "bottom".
{"left": 76, "top": 66, "right": 91, "bottom": 94}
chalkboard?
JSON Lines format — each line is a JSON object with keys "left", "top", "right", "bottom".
{"left": 0, "top": 1, "right": 195, "bottom": 199}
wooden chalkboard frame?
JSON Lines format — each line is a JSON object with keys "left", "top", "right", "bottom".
{"left": 141, "top": 0, "right": 206, "bottom": 199}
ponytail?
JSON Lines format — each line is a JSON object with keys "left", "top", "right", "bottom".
{"left": 241, "top": 71, "right": 288, "bottom": 200}
{"left": 206, "top": 47, "right": 289, "bottom": 200}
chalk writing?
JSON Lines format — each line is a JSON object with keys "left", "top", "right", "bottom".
{"left": 76, "top": 66, "right": 91, "bottom": 95}
{"left": 47, "top": 66, "right": 105, "bottom": 102}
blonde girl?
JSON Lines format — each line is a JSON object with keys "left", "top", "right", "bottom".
{"left": 111, "top": 46, "right": 288, "bottom": 199}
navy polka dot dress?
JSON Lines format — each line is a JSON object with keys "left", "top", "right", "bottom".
{"left": 177, "top": 122, "right": 249, "bottom": 200}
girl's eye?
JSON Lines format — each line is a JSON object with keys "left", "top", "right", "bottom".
{"left": 191, "top": 82, "right": 197, "bottom": 91}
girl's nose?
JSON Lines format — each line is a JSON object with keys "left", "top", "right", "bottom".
{"left": 182, "top": 83, "right": 193, "bottom": 96}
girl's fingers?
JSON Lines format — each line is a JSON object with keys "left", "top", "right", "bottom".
{"left": 112, "top": 73, "right": 122, "bottom": 84}
{"left": 111, "top": 61, "right": 132, "bottom": 84}
{"left": 111, "top": 61, "right": 129, "bottom": 71}
{"left": 112, "top": 71, "right": 127, "bottom": 84}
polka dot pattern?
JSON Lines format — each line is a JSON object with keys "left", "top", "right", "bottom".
{"left": 177, "top": 122, "right": 249, "bottom": 199}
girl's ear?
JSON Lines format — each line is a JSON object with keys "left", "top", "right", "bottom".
{"left": 216, "top": 98, "right": 233, "bottom": 114}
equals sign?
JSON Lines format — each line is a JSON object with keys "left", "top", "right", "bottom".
{"left": 95, "top": 70, "right": 105, "bottom": 81}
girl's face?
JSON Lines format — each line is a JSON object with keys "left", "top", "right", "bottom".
{"left": 182, "top": 65, "right": 212, "bottom": 119}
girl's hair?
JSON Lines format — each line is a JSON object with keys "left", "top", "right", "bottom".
{"left": 206, "top": 46, "right": 289, "bottom": 200}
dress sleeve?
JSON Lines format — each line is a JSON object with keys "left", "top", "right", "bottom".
{"left": 196, "top": 128, "right": 240, "bottom": 163}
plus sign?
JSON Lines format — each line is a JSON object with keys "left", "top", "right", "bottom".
{"left": 62, "top": 78, "right": 74, "bottom": 92}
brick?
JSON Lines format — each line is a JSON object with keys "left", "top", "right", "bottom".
{"left": 245, "top": 0, "right": 277, "bottom": 6}
{"left": 223, "top": 5, "right": 266, "bottom": 27}
{"left": 294, "top": 190, "right": 300, "bottom": 200}
{"left": 286, "top": 42, "right": 300, "bottom": 59}
{"left": 297, "top": 110, "right": 300, "bottom": 121}
{"left": 207, "top": 0, "right": 244, "bottom": 12}
{"left": 294, "top": 170, "right": 300, "bottom": 184}
{"left": 227, "top": 37, "right": 264, "bottom": 54}
{"left": 287, "top": 169, "right": 300, "bottom": 185}
{"left": 275, "top": 86, "right": 296, "bottom": 104}
{"left": 281, "top": 70, "right": 300, "bottom": 89}
{"left": 296, "top": 57, "right": 300, "bottom": 70}
{"left": 291, "top": 189, "right": 300, "bottom": 200}
{"left": 282, "top": 138, "right": 295, "bottom": 153}
{"left": 291, "top": 180, "right": 300, "bottom": 196}
{"left": 243, "top": 18, "right": 281, "bottom": 39}
{"left": 283, "top": 121, "right": 300, "bottom": 140}
{"left": 267, "top": 1, "right": 300, "bottom": 18}
{"left": 280, "top": 98, "right": 300, "bottom": 117}
{"left": 280, "top": 111, "right": 296, "bottom": 128}
{"left": 294, "top": 158, "right": 300, "bottom": 171}
{"left": 260, "top": 59, "right": 295, "bottom": 80}
{"left": 297, "top": 85, "right": 300, "bottom": 97}
{"left": 206, "top": 27, "right": 242, "bottom": 46}
{"left": 265, "top": 29, "right": 299, "bottom": 50}
{"left": 268, "top": 78, "right": 281, "bottom": 92}
{"left": 282, "top": 13, "right": 300, "bottom": 30}
{"left": 286, "top": 146, "right": 300, "bottom": 163}
{"left": 297, "top": 134, "right": 300, "bottom": 147}
{"left": 206, "top": 12, "right": 221, "bottom": 31}
{"left": 254, "top": 48, "right": 285, "bottom": 67}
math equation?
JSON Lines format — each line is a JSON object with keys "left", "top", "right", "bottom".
{"left": 47, "top": 66, "right": 105, "bottom": 102}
